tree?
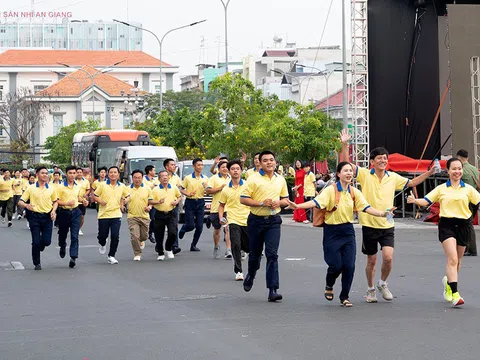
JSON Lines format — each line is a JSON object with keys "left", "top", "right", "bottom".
{"left": 43, "top": 119, "right": 101, "bottom": 165}
{"left": 144, "top": 90, "right": 216, "bottom": 115}
{"left": 0, "top": 87, "right": 50, "bottom": 163}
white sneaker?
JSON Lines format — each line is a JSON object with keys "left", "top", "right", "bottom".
{"left": 241, "top": 251, "right": 248, "bottom": 261}
{"left": 133, "top": 255, "right": 141, "bottom": 261}
{"left": 79, "top": 229, "right": 84, "bottom": 236}
{"left": 107, "top": 256, "right": 118, "bottom": 264}
{"left": 376, "top": 281, "right": 394, "bottom": 301}
{"left": 235, "top": 272, "right": 244, "bottom": 281}
{"left": 17, "top": 214, "right": 22, "bottom": 220}
{"left": 213, "top": 246, "right": 221, "bottom": 259}
{"left": 365, "top": 289, "right": 378, "bottom": 303}
{"left": 303, "top": 220, "right": 310, "bottom": 224}
{"left": 157, "top": 255, "right": 165, "bottom": 261}
{"left": 27, "top": 223, "right": 30, "bottom": 229}
{"left": 165, "top": 251, "right": 174, "bottom": 259}
{"left": 140, "top": 241, "right": 145, "bottom": 250}
{"left": 99, "top": 244, "right": 106, "bottom": 255}
{"left": 224, "top": 249, "right": 232, "bottom": 259}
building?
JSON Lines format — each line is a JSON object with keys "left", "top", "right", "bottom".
{"left": 180, "top": 74, "right": 200, "bottom": 91}
{"left": 0, "top": 19, "right": 142, "bottom": 51}
{"left": 0, "top": 49, "right": 177, "bottom": 154}
{"left": 179, "top": 61, "right": 243, "bottom": 92}
{"left": 315, "top": 85, "right": 354, "bottom": 122}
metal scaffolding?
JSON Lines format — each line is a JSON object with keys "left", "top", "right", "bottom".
{"left": 351, "top": 0, "right": 370, "bottom": 168}
{"left": 471, "top": 56, "right": 480, "bottom": 168}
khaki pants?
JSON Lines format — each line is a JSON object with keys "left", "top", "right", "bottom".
{"left": 127, "top": 217, "right": 150, "bottom": 256}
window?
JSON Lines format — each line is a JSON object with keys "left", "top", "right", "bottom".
{"left": 154, "top": 85, "right": 160, "bottom": 94}
{"left": 53, "top": 114, "right": 63, "bottom": 135}
{"left": 70, "top": 28, "right": 73, "bottom": 35}
{"left": 34, "top": 85, "right": 47, "bottom": 93}
{"left": 123, "top": 113, "right": 132, "bottom": 128}
{"left": 0, "top": 85, "right": 3, "bottom": 100}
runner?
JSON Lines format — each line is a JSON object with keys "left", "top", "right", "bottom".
{"left": 164, "top": 158, "right": 182, "bottom": 254}
{"left": 143, "top": 165, "right": 159, "bottom": 243}
{"left": 12, "top": 170, "right": 23, "bottom": 220}
{"left": 407, "top": 157, "right": 480, "bottom": 307}
{"left": 288, "top": 162, "right": 394, "bottom": 307}
{"left": 218, "top": 159, "right": 250, "bottom": 281}
{"left": 76, "top": 168, "right": 91, "bottom": 236}
{"left": 340, "top": 129, "right": 434, "bottom": 303}
{"left": 0, "top": 168, "right": 15, "bottom": 227}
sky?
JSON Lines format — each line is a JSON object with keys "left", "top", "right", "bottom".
{"left": 5, "top": 0, "right": 351, "bottom": 87}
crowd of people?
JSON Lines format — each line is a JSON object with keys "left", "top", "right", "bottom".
{"left": 0, "top": 129, "right": 478, "bottom": 307}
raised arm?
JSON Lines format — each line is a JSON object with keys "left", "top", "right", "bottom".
{"left": 339, "top": 129, "right": 357, "bottom": 174}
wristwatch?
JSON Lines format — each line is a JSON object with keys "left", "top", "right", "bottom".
{"left": 259, "top": 201, "right": 264, "bottom": 207}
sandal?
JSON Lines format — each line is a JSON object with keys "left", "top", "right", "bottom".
{"left": 341, "top": 299, "right": 353, "bottom": 307}
{"left": 324, "top": 286, "right": 334, "bottom": 301}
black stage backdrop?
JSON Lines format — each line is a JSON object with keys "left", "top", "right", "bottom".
{"left": 368, "top": 0, "right": 440, "bottom": 159}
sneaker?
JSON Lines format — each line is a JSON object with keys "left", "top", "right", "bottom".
{"left": 149, "top": 234, "right": 156, "bottom": 243}
{"left": 303, "top": 220, "right": 310, "bottom": 224}
{"left": 225, "top": 249, "right": 232, "bottom": 259}
{"left": 8, "top": 221, "right": 12, "bottom": 227}
{"left": 377, "top": 281, "right": 393, "bottom": 301}
{"left": 99, "top": 244, "right": 106, "bottom": 255}
{"left": 365, "top": 289, "right": 378, "bottom": 303}
{"left": 157, "top": 255, "right": 165, "bottom": 261}
{"left": 173, "top": 247, "right": 182, "bottom": 255}
{"left": 139, "top": 241, "right": 145, "bottom": 250}
{"left": 69, "top": 258, "right": 76, "bottom": 269}
{"left": 79, "top": 229, "right": 84, "bottom": 236}
{"left": 241, "top": 251, "right": 248, "bottom": 261}
{"left": 27, "top": 223, "right": 30, "bottom": 230}
{"left": 34, "top": 264, "right": 42, "bottom": 270}
{"left": 59, "top": 246, "right": 66, "bottom": 259}
{"left": 213, "top": 246, "right": 221, "bottom": 259}
{"left": 107, "top": 256, "right": 118, "bottom": 265}
{"left": 451, "top": 292, "right": 464, "bottom": 307}
{"left": 235, "top": 272, "right": 244, "bottom": 281}
{"left": 165, "top": 251, "right": 174, "bottom": 259}
{"left": 17, "top": 214, "right": 22, "bottom": 220}
{"left": 442, "top": 276, "right": 453, "bottom": 302}
{"left": 133, "top": 255, "right": 141, "bottom": 261}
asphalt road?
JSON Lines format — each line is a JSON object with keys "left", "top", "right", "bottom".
{"left": 1, "top": 211, "right": 480, "bottom": 360}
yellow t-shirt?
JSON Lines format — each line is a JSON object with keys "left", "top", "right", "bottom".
{"left": 304, "top": 171, "right": 316, "bottom": 197}
{"left": 20, "top": 182, "right": 57, "bottom": 213}
{"left": 12, "top": 178, "right": 23, "bottom": 196}
{"left": 22, "top": 178, "right": 30, "bottom": 191}
{"left": 94, "top": 180, "right": 130, "bottom": 219}
{"left": 91, "top": 179, "right": 106, "bottom": 191}
{"left": 168, "top": 173, "right": 181, "bottom": 188}
{"left": 288, "top": 167, "right": 295, "bottom": 177}
{"left": 57, "top": 181, "right": 86, "bottom": 209}
{"left": 182, "top": 173, "right": 208, "bottom": 199}
{"left": 152, "top": 183, "right": 181, "bottom": 212}
{"left": 207, "top": 173, "right": 231, "bottom": 213}
{"left": 356, "top": 167, "right": 409, "bottom": 229}
{"left": 425, "top": 180, "right": 480, "bottom": 219}
{"left": 241, "top": 170, "right": 289, "bottom": 216}
{"left": 313, "top": 183, "right": 370, "bottom": 225}
{"left": 0, "top": 177, "right": 14, "bottom": 201}
{"left": 245, "top": 167, "right": 259, "bottom": 180}
{"left": 49, "top": 180, "right": 63, "bottom": 194}
{"left": 143, "top": 175, "right": 160, "bottom": 190}
{"left": 77, "top": 178, "right": 91, "bottom": 194}
{"left": 219, "top": 180, "right": 250, "bottom": 226}
{"left": 127, "top": 184, "right": 153, "bottom": 219}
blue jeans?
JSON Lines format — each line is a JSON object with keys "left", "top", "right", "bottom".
{"left": 323, "top": 223, "right": 356, "bottom": 301}
{"left": 247, "top": 213, "right": 282, "bottom": 290}
{"left": 148, "top": 207, "right": 156, "bottom": 236}
{"left": 180, "top": 198, "right": 204, "bottom": 247}
{"left": 57, "top": 207, "right": 82, "bottom": 259}
{"left": 97, "top": 218, "right": 121, "bottom": 257}
{"left": 29, "top": 212, "right": 53, "bottom": 266}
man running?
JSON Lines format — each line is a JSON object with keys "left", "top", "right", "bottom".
{"left": 0, "top": 168, "right": 15, "bottom": 227}
{"left": 164, "top": 158, "right": 182, "bottom": 254}
{"left": 144, "top": 165, "right": 159, "bottom": 244}
{"left": 76, "top": 168, "right": 90, "bottom": 236}
{"left": 245, "top": 153, "right": 261, "bottom": 179}
{"left": 218, "top": 159, "right": 250, "bottom": 281}
{"left": 340, "top": 129, "right": 435, "bottom": 302}
{"left": 56, "top": 165, "right": 88, "bottom": 268}
{"left": 18, "top": 167, "right": 58, "bottom": 270}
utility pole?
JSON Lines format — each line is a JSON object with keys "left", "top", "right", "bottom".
{"left": 220, "top": 0, "right": 231, "bottom": 72}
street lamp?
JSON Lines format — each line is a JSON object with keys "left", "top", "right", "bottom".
{"left": 220, "top": 0, "right": 231, "bottom": 72}
{"left": 58, "top": 60, "right": 125, "bottom": 120}
{"left": 271, "top": 69, "right": 322, "bottom": 105}
{"left": 113, "top": 19, "right": 206, "bottom": 110}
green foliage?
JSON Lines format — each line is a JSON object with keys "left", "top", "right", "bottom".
{"left": 44, "top": 119, "right": 101, "bottom": 164}
{"left": 136, "top": 74, "right": 342, "bottom": 162}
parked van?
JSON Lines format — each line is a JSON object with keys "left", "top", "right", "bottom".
{"left": 115, "top": 146, "right": 177, "bottom": 185}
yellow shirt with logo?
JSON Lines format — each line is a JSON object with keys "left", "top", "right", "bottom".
{"left": 356, "top": 167, "right": 409, "bottom": 229}
{"left": 207, "top": 173, "right": 231, "bottom": 213}
{"left": 219, "top": 180, "right": 250, "bottom": 226}
{"left": 313, "top": 182, "right": 370, "bottom": 225}
{"left": 77, "top": 178, "right": 91, "bottom": 194}
{"left": 152, "top": 184, "right": 181, "bottom": 212}
{"left": 168, "top": 173, "right": 181, "bottom": 188}
{"left": 424, "top": 180, "right": 480, "bottom": 219}
{"left": 245, "top": 167, "right": 259, "bottom": 180}
{"left": 91, "top": 179, "right": 105, "bottom": 191}
{"left": 57, "top": 181, "right": 86, "bottom": 209}
{"left": 12, "top": 178, "right": 23, "bottom": 196}
{"left": 182, "top": 173, "right": 208, "bottom": 199}
{"left": 20, "top": 182, "right": 57, "bottom": 213}
{"left": 0, "top": 177, "right": 14, "bottom": 201}
{"left": 94, "top": 180, "right": 130, "bottom": 219}
{"left": 304, "top": 171, "right": 316, "bottom": 197}
{"left": 143, "top": 175, "right": 160, "bottom": 190}
{"left": 241, "top": 170, "right": 289, "bottom": 216}
{"left": 127, "top": 183, "right": 153, "bottom": 219}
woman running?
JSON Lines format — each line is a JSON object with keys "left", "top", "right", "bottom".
{"left": 288, "top": 162, "right": 392, "bottom": 307}
{"left": 407, "top": 157, "right": 480, "bottom": 307}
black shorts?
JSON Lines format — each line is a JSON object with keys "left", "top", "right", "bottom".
{"left": 209, "top": 212, "right": 226, "bottom": 230}
{"left": 361, "top": 226, "right": 395, "bottom": 255}
{"left": 438, "top": 217, "right": 471, "bottom": 246}
{"left": 78, "top": 204, "right": 86, "bottom": 216}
